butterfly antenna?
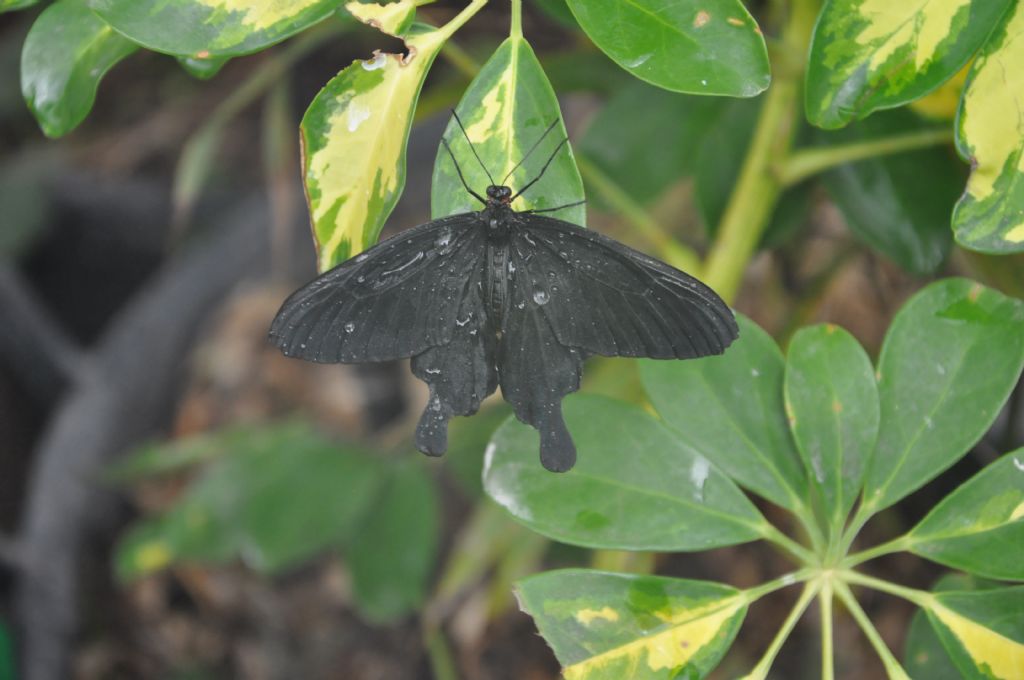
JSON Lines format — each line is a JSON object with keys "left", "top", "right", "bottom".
{"left": 502, "top": 118, "right": 559, "bottom": 186}
{"left": 527, "top": 199, "right": 586, "bottom": 214}
{"left": 451, "top": 110, "right": 496, "bottom": 186}
{"left": 442, "top": 137, "right": 487, "bottom": 205}
{"left": 510, "top": 136, "right": 570, "bottom": 201}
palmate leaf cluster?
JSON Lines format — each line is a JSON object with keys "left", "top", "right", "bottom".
{"left": 7, "top": 0, "right": 1024, "bottom": 677}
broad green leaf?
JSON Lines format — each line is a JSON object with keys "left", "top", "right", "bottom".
{"left": 89, "top": 0, "right": 338, "bottom": 57}
{"left": 639, "top": 316, "right": 809, "bottom": 516}
{"left": 345, "top": 0, "right": 415, "bottom": 37}
{"left": 952, "top": 3, "right": 1024, "bottom": 253}
{"left": 483, "top": 394, "right": 767, "bottom": 551}
{"left": 923, "top": 587, "right": 1024, "bottom": 679}
{"left": 784, "top": 324, "right": 878, "bottom": 534}
{"left": 565, "top": 0, "right": 769, "bottom": 97}
{"left": 115, "top": 424, "right": 386, "bottom": 578}
{"left": 107, "top": 425, "right": 263, "bottom": 482}
{"left": 21, "top": 0, "right": 137, "bottom": 138}
{"left": 579, "top": 81, "right": 718, "bottom": 206}
{"left": 178, "top": 54, "right": 229, "bottom": 79}
{"left": 819, "top": 109, "right": 959, "bottom": 274}
{"left": 904, "top": 574, "right": 996, "bottom": 680}
{"left": 864, "top": 279, "right": 1024, "bottom": 513}
{"left": 347, "top": 461, "right": 440, "bottom": 623}
{"left": 517, "top": 569, "right": 745, "bottom": 680}
{"left": 805, "top": 0, "right": 1012, "bottom": 129}
{"left": 431, "top": 36, "right": 585, "bottom": 225}
{"left": 906, "top": 451, "right": 1024, "bottom": 580}
{"left": 1, "top": 0, "right": 38, "bottom": 12}
{"left": 304, "top": 25, "right": 447, "bottom": 271}
{"left": 0, "top": 618, "right": 14, "bottom": 680}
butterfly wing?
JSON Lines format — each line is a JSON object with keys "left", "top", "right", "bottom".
{"left": 269, "top": 214, "right": 485, "bottom": 363}
{"left": 511, "top": 213, "right": 738, "bottom": 359}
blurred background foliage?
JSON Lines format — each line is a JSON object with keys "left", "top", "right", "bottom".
{"left": 1, "top": 1, "right": 1023, "bottom": 679}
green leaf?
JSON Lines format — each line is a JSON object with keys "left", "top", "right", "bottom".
{"left": 107, "top": 426, "right": 258, "bottom": 482}
{"left": 21, "top": 0, "right": 138, "bottom": 138}
{"left": 115, "top": 424, "right": 386, "bottom": 578}
{"left": 303, "top": 25, "right": 447, "bottom": 271}
{"left": 347, "top": 461, "right": 440, "bottom": 623}
{"left": 431, "top": 36, "right": 584, "bottom": 226}
{"left": 805, "top": 0, "right": 1013, "bottom": 129}
{"left": 0, "top": 618, "right": 13, "bottom": 680}
{"left": 345, "top": 0, "right": 415, "bottom": 37}
{"left": 639, "top": 316, "right": 809, "bottom": 516}
{"left": 89, "top": 0, "right": 338, "bottom": 57}
{"left": 0, "top": 0, "right": 39, "bottom": 13}
{"left": 517, "top": 569, "right": 746, "bottom": 680}
{"left": 784, "top": 324, "right": 878, "bottom": 534}
{"left": 565, "top": 0, "right": 769, "bottom": 97}
{"left": 819, "top": 109, "right": 959, "bottom": 274}
{"left": 178, "top": 54, "right": 229, "bottom": 79}
{"left": 906, "top": 451, "right": 1024, "bottom": 580}
{"left": 579, "top": 81, "right": 717, "bottom": 206}
{"left": 923, "top": 586, "right": 1024, "bottom": 679}
{"left": 952, "top": 2, "right": 1024, "bottom": 253}
{"left": 863, "top": 279, "right": 1024, "bottom": 513}
{"left": 483, "top": 394, "right": 767, "bottom": 551}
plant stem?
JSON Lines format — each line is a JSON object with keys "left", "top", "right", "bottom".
{"left": 833, "top": 581, "right": 911, "bottom": 680}
{"left": 762, "top": 524, "right": 818, "bottom": 566}
{"left": 701, "top": 0, "right": 818, "bottom": 302}
{"left": 778, "top": 128, "right": 954, "bottom": 187}
{"left": 510, "top": 0, "right": 523, "bottom": 38}
{"left": 820, "top": 580, "right": 835, "bottom": 680}
{"left": 744, "top": 568, "right": 815, "bottom": 602}
{"left": 437, "top": 0, "right": 489, "bottom": 41}
{"left": 424, "top": 624, "right": 461, "bottom": 680}
{"left": 577, "top": 155, "right": 702, "bottom": 272}
{"left": 741, "top": 580, "right": 821, "bottom": 680}
{"left": 843, "top": 535, "right": 912, "bottom": 569}
{"left": 839, "top": 570, "right": 930, "bottom": 608}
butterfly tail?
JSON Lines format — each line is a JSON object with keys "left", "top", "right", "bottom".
{"left": 538, "top": 404, "right": 576, "bottom": 472}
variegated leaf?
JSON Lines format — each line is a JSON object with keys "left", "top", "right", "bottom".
{"left": 302, "top": 25, "right": 445, "bottom": 271}
{"left": 953, "top": 2, "right": 1024, "bottom": 253}
{"left": 89, "top": 0, "right": 340, "bottom": 57}
{"left": 431, "top": 35, "right": 585, "bottom": 225}
{"left": 517, "top": 570, "right": 746, "bottom": 680}
{"left": 345, "top": 0, "right": 415, "bottom": 37}
{"left": 806, "top": 0, "right": 1012, "bottom": 129}
{"left": 923, "top": 587, "right": 1024, "bottom": 679}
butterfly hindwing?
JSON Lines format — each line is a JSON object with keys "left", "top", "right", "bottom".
{"left": 411, "top": 267, "right": 498, "bottom": 456}
{"left": 269, "top": 215, "right": 485, "bottom": 363}
{"left": 512, "top": 213, "right": 738, "bottom": 359}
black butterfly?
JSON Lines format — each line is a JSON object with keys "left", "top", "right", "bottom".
{"left": 269, "top": 115, "right": 738, "bottom": 472}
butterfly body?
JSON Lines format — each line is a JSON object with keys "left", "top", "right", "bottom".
{"left": 271, "top": 190, "right": 737, "bottom": 472}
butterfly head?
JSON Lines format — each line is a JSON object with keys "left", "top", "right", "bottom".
{"left": 486, "top": 185, "right": 513, "bottom": 205}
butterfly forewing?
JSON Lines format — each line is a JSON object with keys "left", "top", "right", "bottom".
{"left": 510, "top": 213, "right": 738, "bottom": 359}
{"left": 269, "top": 215, "right": 484, "bottom": 363}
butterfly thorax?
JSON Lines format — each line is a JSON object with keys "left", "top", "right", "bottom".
{"left": 480, "top": 186, "right": 517, "bottom": 336}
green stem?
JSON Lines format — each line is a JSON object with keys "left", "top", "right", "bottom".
{"left": 742, "top": 580, "right": 821, "bottom": 680}
{"left": 424, "top": 625, "right": 461, "bottom": 680}
{"left": 839, "top": 570, "right": 930, "bottom": 608}
{"left": 744, "top": 568, "right": 815, "bottom": 603}
{"left": 839, "top": 501, "right": 876, "bottom": 557}
{"left": 833, "top": 581, "right": 911, "bottom": 680}
{"left": 762, "top": 524, "right": 818, "bottom": 566}
{"left": 820, "top": 580, "right": 835, "bottom": 680}
{"left": 843, "top": 535, "right": 912, "bottom": 569}
{"left": 778, "top": 128, "right": 954, "bottom": 187}
{"left": 576, "top": 155, "right": 702, "bottom": 273}
{"left": 701, "top": 0, "right": 818, "bottom": 302}
{"left": 510, "top": 0, "right": 523, "bottom": 38}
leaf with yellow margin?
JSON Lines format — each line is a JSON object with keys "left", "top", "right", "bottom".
{"left": 906, "top": 450, "right": 1024, "bottom": 581}
{"left": 89, "top": 0, "right": 340, "bottom": 57}
{"left": 345, "top": 0, "right": 416, "bottom": 38}
{"left": 923, "top": 587, "right": 1024, "bottom": 679}
{"left": 302, "top": 24, "right": 448, "bottom": 271}
{"left": 0, "top": 0, "right": 39, "bottom": 12}
{"left": 517, "top": 569, "right": 746, "bottom": 680}
{"left": 953, "top": 2, "right": 1024, "bottom": 254}
{"left": 431, "top": 35, "right": 585, "bottom": 226}
{"left": 806, "top": 0, "right": 1012, "bottom": 129}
